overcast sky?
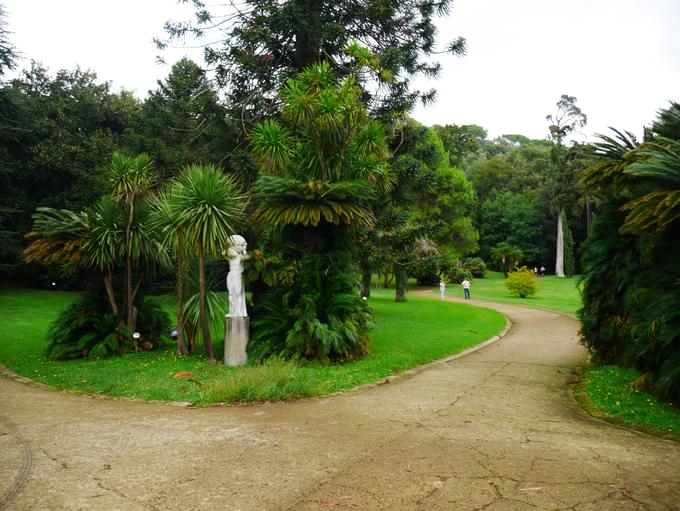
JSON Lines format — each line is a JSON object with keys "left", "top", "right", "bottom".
{"left": 4, "top": 0, "right": 680, "bottom": 142}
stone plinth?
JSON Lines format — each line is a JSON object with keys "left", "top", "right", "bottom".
{"left": 224, "top": 316, "right": 249, "bottom": 366}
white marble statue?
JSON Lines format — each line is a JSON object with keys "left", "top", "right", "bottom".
{"left": 225, "top": 235, "right": 249, "bottom": 317}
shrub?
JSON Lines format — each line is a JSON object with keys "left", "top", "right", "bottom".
{"left": 250, "top": 252, "right": 373, "bottom": 364}
{"left": 409, "top": 255, "right": 439, "bottom": 286}
{"left": 46, "top": 304, "right": 131, "bottom": 360}
{"left": 504, "top": 266, "right": 538, "bottom": 298}
{"left": 446, "top": 267, "right": 472, "bottom": 284}
{"left": 491, "top": 242, "right": 523, "bottom": 277}
{"left": 436, "top": 249, "right": 459, "bottom": 281}
{"left": 45, "top": 290, "right": 171, "bottom": 360}
{"left": 463, "top": 257, "right": 487, "bottom": 278}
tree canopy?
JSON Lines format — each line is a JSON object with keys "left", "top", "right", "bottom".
{"left": 161, "top": 0, "right": 466, "bottom": 122}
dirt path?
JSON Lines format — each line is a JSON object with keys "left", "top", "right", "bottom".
{"left": 1, "top": 294, "right": 679, "bottom": 510}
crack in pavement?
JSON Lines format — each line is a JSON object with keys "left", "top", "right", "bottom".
{"left": 0, "top": 415, "right": 32, "bottom": 511}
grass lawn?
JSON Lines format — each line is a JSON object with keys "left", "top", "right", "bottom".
{"left": 0, "top": 287, "right": 505, "bottom": 405}
{"left": 575, "top": 365, "right": 680, "bottom": 441}
{"left": 450, "top": 271, "right": 582, "bottom": 317}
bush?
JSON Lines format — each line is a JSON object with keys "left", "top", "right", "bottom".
{"left": 436, "top": 249, "right": 459, "bottom": 281}
{"left": 463, "top": 257, "right": 487, "bottom": 278}
{"left": 250, "top": 252, "right": 373, "bottom": 364}
{"left": 409, "top": 255, "right": 439, "bottom": 286}
{"left": 45, "top": 289, "right": 171, "bottom": 360}
{"left": 446, "top": 267, "right": 472, "bottom": 284}
{"left": 504, "top": 266, "right": 538, "bottom": 298}
{"left": 580, "top": 200, "right": 680, "bottom": 401}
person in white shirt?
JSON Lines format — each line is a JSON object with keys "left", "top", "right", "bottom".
{"left": 461, "top": 278, "right": 471, "bottom": 300}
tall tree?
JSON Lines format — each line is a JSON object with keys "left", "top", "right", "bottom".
{"left": 161, "top": 0, "right": 466, "bottom": 122}
{"left": 546, "top": 95, "right": 586, "bottom": 277}
{"left": 108, "top": 152, "right": 156, "bottom": 331}
{"left": 124, "top": 58, "right": 245, "bottom": 181}
{"left": 0, "top": 3, "right": 16, "bottom": 76}
{"left": 248, "top": 62, "right": 390, "bottom": 361}
{"left": 374, "top": 120, "right": 477, "bottom": 300}
{"left": 433, "top": 124, "right": 485, "bottom": 168}
{"left": 580, "top": 102, "right": 680, "bottom": 400}
{"left": 1, "top": 64, "right": 135, "bottom": 280}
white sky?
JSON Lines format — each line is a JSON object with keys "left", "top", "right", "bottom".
{"left": 4, "top": 0, "right": 680, "bottom": 142}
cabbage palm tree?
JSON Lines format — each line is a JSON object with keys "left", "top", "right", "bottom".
{"left": 149, "top": 189, "right": 190, "bottom": 355}
{"left": 171, "top": 163, "right": 246, "bottom": 361}
{"left": 81, "top": 197, "right": 125, "bottom": 315}
{"left": 108, "top": 152, "right": 156, "bottom": 330}
{"left": 248, "top": 62, "right": 392, "bottom": 362}
{"left": 25, "top": 196, "right": 168, "bottom": 319}
{"left": 24, "top": 207, "right": 88, "bottom": 268}
{"left": 250, "top": 62, "right": 392, "bottom": 248}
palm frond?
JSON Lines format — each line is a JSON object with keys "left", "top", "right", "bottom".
{"left": 173, "top": 163, "right": 247, "bottom": 255}
{"left": 580, "top": 128, "right": 638, "bottom": 190}
{"left": 250, "top": 119, "right": 293, "bottom": 173}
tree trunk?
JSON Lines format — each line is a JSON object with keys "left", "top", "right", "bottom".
{"left": 555, "top": 207, "right": 565, "bottom": 277}
{"left": 293, "top": 0, "right": 321, "bottom": 69}
{"left": 199, "top": 246, "right": 214, "bottom": 361}
{"left": 104, "top": 270, "right": 118, "bottom": 316}
{"left": 125, "top": 197, "right": 135, "bottom": 329}
{"left": 130, "top": 278, "right": 142, "bottom": 332}
{"left": 394, "top": 263, "right": 407, "bottom": 302}
{"left": 176, "top": 248, "right": 188, "bottom": 356}
{"left": 360, "top": 261, "right": 371, "bottom": 298}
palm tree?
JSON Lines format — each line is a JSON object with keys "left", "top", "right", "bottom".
{"left": 108, "top": 152, "right": 156, "bottom": 331}
{"left": 581, "top": 113, "right": 680, "bottom": 236}
{"left": 546, "top": 95, "right": 587, "bottom": 277}
{"left": 171, "top": 163, "right": 246, "bottom": 361}
{"left": 24, "top": 196, "right": 168, "bottom": 320}
{"left": 24, "top": 207, "right": 89, "bottom": 268}
{"left": 248, "top": 62, "right": 392, "bottom": 361}
{"left": 250, "top": 62, "right": 392, "bottom": 246}
{"left": 81, "top": 197, "right": 125, "bottom": 315}
{"left": 149, "top": 189, "right": 190, "bottom": 355}
{"left": 579, "top": 103, "right": 680, "bottom": 401}
{"left": 621, "top": 137, "right": 680, "bottom": 234}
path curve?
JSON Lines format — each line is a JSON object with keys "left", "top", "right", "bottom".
{"left": 1, "top": 295, "right": 679, "bottom": 510}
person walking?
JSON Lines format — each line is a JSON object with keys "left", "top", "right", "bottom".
{"left": 461, "top": 277, "right": 471, "bottom": 300}
{"left": 439, "top": 280, "right": 446, "bottom": 299}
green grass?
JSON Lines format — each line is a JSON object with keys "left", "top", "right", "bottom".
{"left": 0, "top": 287, "right": 505, "bottom": 404}
{"left": 576, "top": 365, "right": 680, "bottom": 440}
{"left": 453, "top": 271, "right": 582, "bottom": 317}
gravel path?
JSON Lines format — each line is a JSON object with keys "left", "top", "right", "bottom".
{"left": 1, "top": 294, "right": 679, "bottom": 510}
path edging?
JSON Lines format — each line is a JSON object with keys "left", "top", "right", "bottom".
{"left": 337, "top": 315, "right": 512, "bottom": 396}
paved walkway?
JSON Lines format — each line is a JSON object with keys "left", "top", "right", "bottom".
{"left": 1, "top": 294, "right": 679, "bottom": 510}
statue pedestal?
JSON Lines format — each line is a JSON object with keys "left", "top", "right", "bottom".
{"left": 224, "top": 316, "right": 249, "bottom": 366}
